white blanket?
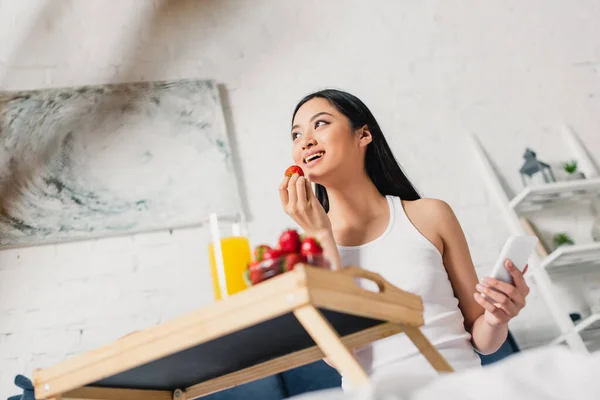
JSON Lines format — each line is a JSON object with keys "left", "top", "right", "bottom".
{"left": 292, "top": 347, "right": 600, "bottom": 400}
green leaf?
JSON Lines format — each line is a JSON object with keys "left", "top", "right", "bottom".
{"left": 563, "top": 160, "right": 578, "bottom": 174}
{"left": 552, "top": 233, "right": 574, "bottom": 247}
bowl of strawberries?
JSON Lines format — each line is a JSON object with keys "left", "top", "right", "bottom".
{"left": 244, "top": 229, "right": 330, "bottom": 286}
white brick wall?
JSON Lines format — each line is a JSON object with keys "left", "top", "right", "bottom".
{"left": 1, "top": 0, "right": 600, "bottom": 396}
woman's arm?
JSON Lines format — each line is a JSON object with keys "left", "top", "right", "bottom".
{"left": 419, "top": 199, "right": 529, "bottom": 355}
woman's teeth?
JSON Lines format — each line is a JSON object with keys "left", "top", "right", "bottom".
{"left": 305, "top": 152, "right": 324, "bottom": 163}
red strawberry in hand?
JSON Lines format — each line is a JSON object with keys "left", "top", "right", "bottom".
{"left": 284, "top": 165, "right": 304, "bottom": 177}
{"left": 253, "top": 245, "right": 271, "bottom": 262}
{"left": 278, "top": 229, "right": 301, "bottom": 253}
{"left": 300, "top": 237, "right": 323, "bottom": 257}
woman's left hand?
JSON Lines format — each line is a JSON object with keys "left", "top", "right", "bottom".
{"left": 473, "top": 260, "right": 530, "bottom": 327}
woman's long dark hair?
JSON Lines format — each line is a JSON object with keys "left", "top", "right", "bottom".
{"left": 292, "top": 89, "right": 421, "bottom": 212}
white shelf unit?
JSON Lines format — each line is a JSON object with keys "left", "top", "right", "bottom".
{"left": 543, "top": 243, "right": 600, "bottom": 347}
{"left": 509, "top": 178, "right": 600, "bottom": 214}
{"left": 468, "top": 125, "right": 600, "bottom": 354}
{"left": 541, "top": 242, "right": 600, "bottom": 276}
{"left": 550, "top": 313, "right": 600, "bottom": 347}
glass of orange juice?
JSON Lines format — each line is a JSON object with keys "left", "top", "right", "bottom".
{"left": 208, "top": 213, "right": 251, "bottom": 300}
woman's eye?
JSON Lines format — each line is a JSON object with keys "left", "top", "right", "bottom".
{"left": 292, "top": 132, "right": 301, "bottom": 140}
{"left": 314, "top": 120, "right": 327, "bottom": 129}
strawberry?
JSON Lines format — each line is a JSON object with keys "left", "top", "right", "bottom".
{"left": 284, "top": 165, "right": 304, "bottom": 178}
{"left": 253, "top": 244, "right": 271, "bottom": 262}
{"left": 283, "top": 253, "right": 307, "bottom": 271}
{"left": 306, "top": 253, "right": 330, "bottom": 268}
{"left": 300, "top": 237, "right": 323, "bottom": 257}
{"left": 278, "top": 229, "right": 301, "bottom": 253}
{"left": 259, "top": 257, "right": 284, "bottom": 278}
{"left": 246, "top": 261, "right": 261, "bottom": 285}
{"left": 262, "top": 248, "right": 285, "bottom": 260}
{"left": 249, "top": 268, "right": 263, "bottom": 285}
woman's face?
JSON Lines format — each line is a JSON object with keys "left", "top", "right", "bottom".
{"left": 291, "top": 98, "right": 368, "bottom": 184}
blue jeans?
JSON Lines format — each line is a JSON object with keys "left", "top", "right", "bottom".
{"left": 201, "top": 360, "right": 341, "bottom": 399}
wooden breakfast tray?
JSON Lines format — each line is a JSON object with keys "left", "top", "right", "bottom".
{"left": 33, "top": 266, "right": 453, "bottom": 400}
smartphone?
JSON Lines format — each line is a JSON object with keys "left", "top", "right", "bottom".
{"left": 489, "top": 235, "right": 538, "bottom": 285}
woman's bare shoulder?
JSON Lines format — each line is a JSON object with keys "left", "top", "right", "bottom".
{"left": 402, "top": 197, "right": 454, "bottom": 219}
{"left": 400, "top": 198, "right": 456, "bottom": 254}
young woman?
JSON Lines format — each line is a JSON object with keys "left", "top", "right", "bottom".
{"left": 279, "top": 89, "right": 530, "bottom": 387}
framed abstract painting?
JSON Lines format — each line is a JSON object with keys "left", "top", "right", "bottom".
{"left": 0, "top": 79, "right": 242, "bottom": 248}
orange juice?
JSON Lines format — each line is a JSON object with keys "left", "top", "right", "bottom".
{"left": 208, "top": 236, "right": 252, "bottom": 300}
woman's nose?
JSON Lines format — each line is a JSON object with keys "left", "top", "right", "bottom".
{"left": 302, "top": 137, "right": 317, "bottom": 150}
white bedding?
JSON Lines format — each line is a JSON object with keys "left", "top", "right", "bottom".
{"left": 292, "top": 347, "right": 600, "bottom": 400}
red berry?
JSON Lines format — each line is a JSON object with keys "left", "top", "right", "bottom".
{"left": 253, "top": 244, "right": 271, "bottom": 262}
{"left": 284, "top": 165, "right": 304, "bottom": 178}
{"left": 300, "top": 237, "right": 323, "bottom": 257}
{"left": 269, "top": 258, "right": 285, "bottom": 274}
{"left": 262, "top": 248, "right": 285, "bottom": 260}
{"left": 278, "top": 229, "right": 301, "bottom": 253}
{"left": 246, "top": 261, "right": 261, "bottom": 285}
{"left": 250, "top": 269, "right": 262, "bottom": 285}
{"left": 306, "top": 253, "right": 330, "bottom": 268}
{"left": 283, "top": 253, "right": 307, "bottom": 271}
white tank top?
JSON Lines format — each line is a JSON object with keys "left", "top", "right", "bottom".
{"left": 337, "top": 195, "right": 482, "bottom": 380}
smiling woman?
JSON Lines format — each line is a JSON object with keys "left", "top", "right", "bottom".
{"left": 290, "top": 90, "right": 420, "bottom": 213}
{"left": 279, "top": 89, "right": 531, "bottom": 391}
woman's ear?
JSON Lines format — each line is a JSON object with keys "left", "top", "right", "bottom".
{"left": 357, "top": 125, "right": 373, "bottom": 148}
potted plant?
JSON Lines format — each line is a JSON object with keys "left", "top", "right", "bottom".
{"left": 563, "top": 160, "right": 586, "bottom": 181}
{"left": 552, "top": 233, "right": 575, "bottom": 250}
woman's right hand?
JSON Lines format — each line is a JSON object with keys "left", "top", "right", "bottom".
{"left": 279, "top": 173, "right": 331, "bottom": 238}
{"left": 279, "top": 174, "right": 341, "bottom": 270}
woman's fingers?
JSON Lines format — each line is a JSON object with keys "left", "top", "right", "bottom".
{"left": 473, "top": 293, "right": 509, "bottom": 323}
{"left": 305, "top": 177, "right": 316, "bottom": 199}
{"left": 287, "top": 173, "right": 299, "bottom": 208}
{"left": 279, "top": 176, "right": 290, "bottom": 206}
{"left": 481, "top": 277, "right": 525, "bottom": 308}
{"left": 473, "top": 293, "right": 503, "bottom": 315}
{"left": 280, "top": 174, "right": 331, "bottom": 237}
{"left": 296, "top": 176, "right": 308, "bottom": 210}
{"left": 476, "top": 284, "right": 519, "bottom": 316}
{"left": 506, "top": 260, "right": 531, "bottom": 297}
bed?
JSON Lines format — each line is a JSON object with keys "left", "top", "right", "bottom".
{"left": 292, "top": 345, "right": 600, "bottom": 399}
